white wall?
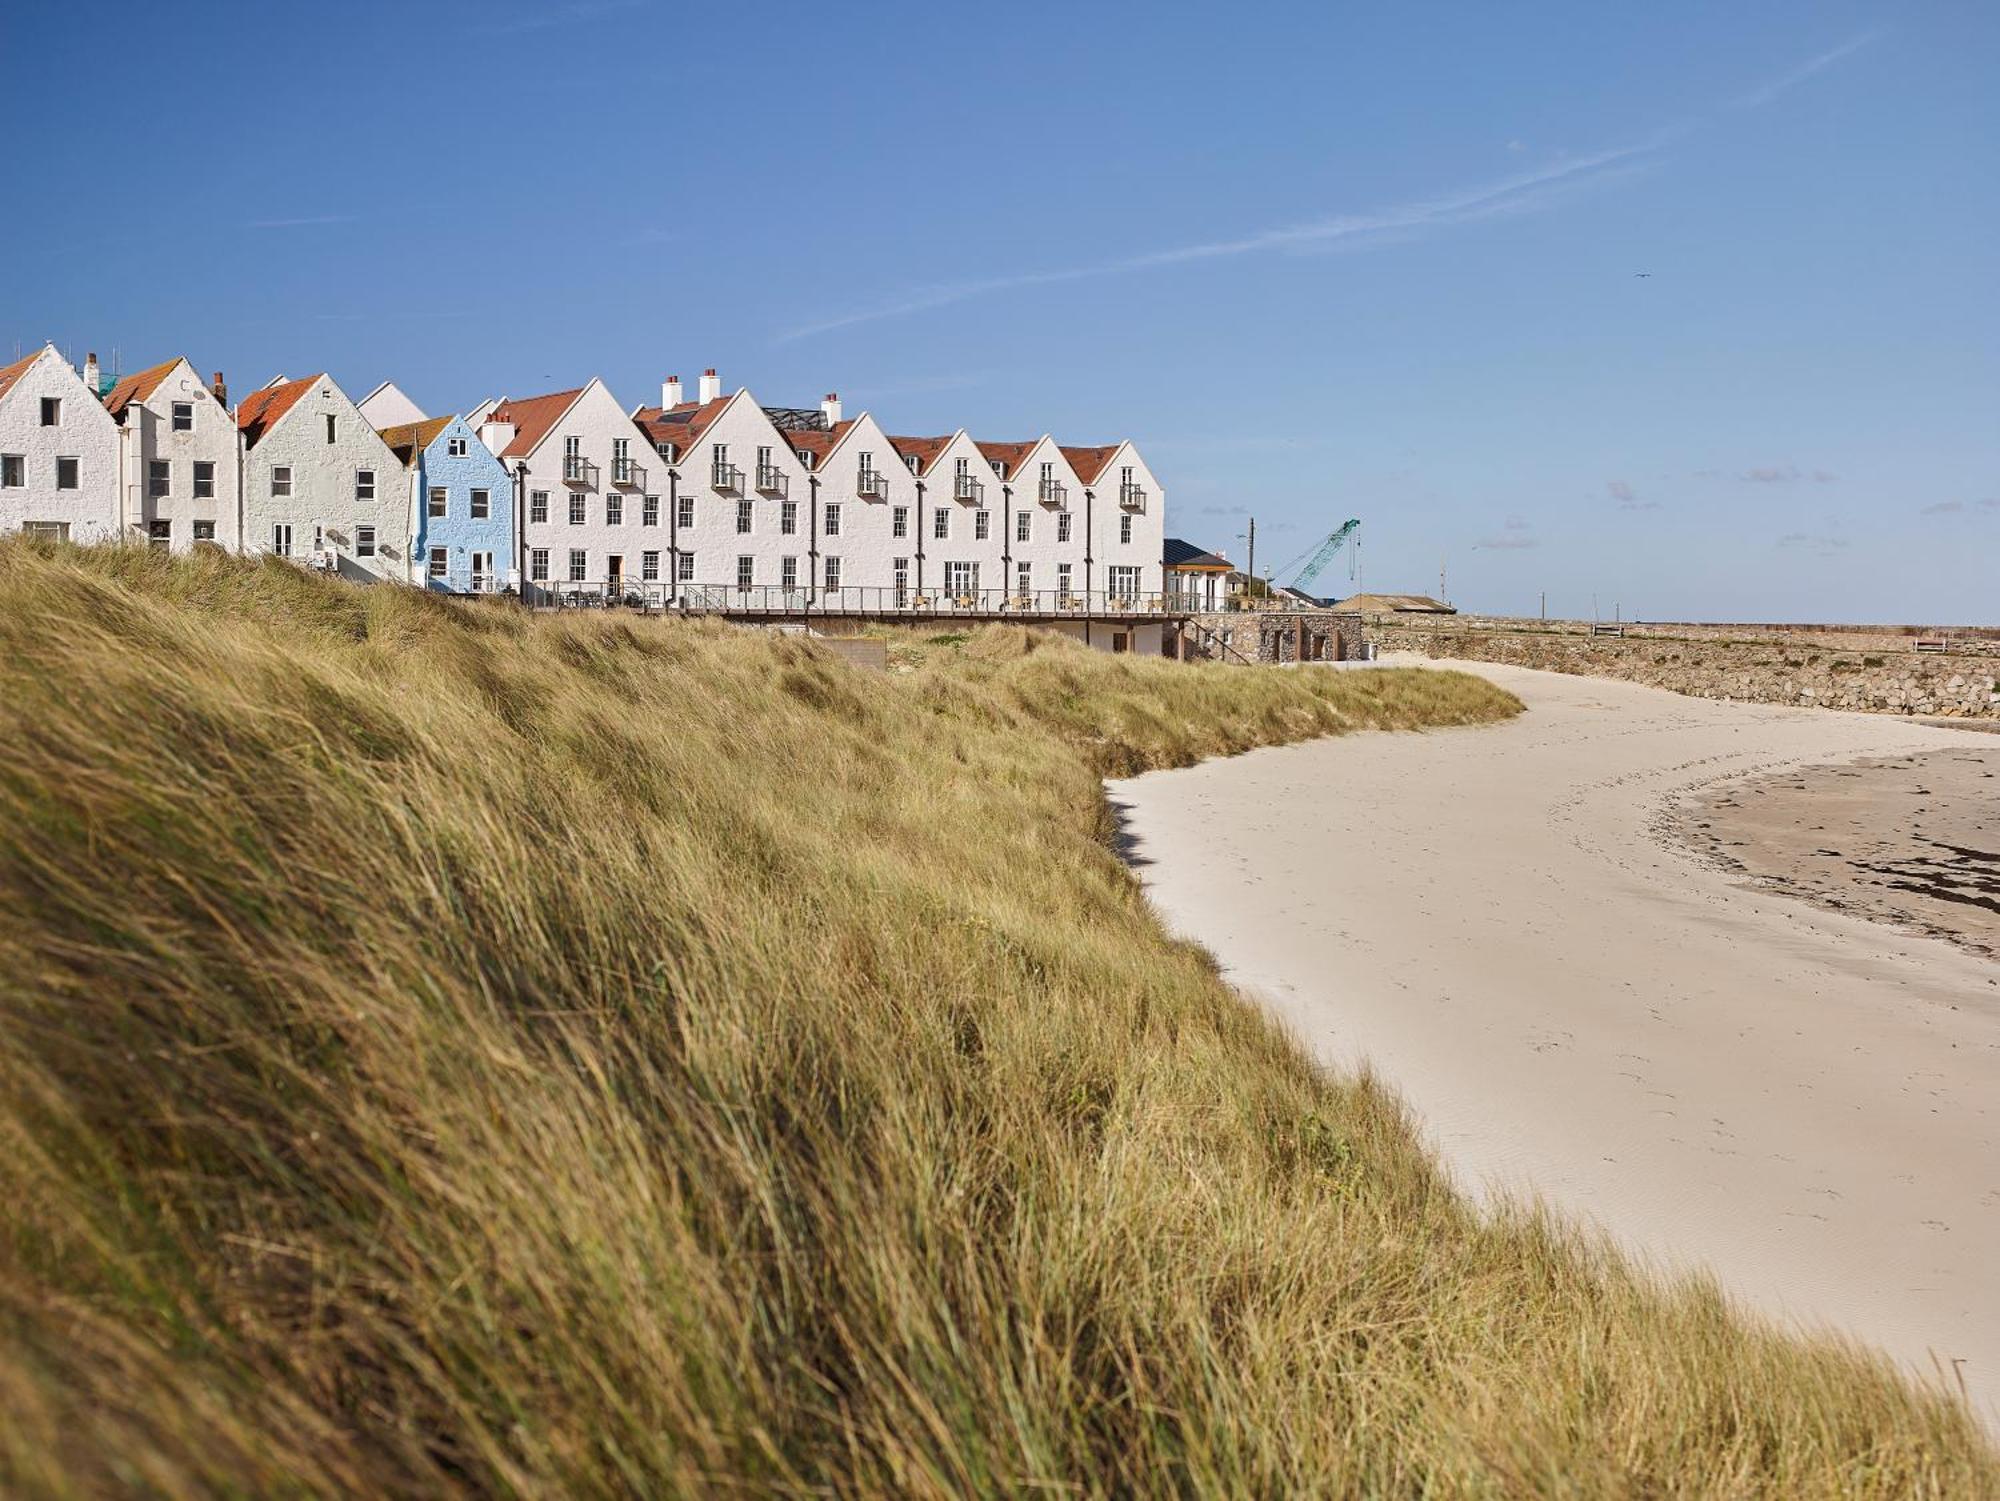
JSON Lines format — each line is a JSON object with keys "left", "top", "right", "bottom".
{"left": 0, "top": 346, "right": 122, "bottom": 542}
{"left": 357, "top": 382, "right": 426, "bottom": 428}
{"left": 790, "top": 412, "right": 920, "bottom": 602}
{"left": 242, "top": 377, "right": 409, "bottom": 582}
{"left": 117, "top": 360, "right": 242, "bottom": 551}
{"left": 649, "top": 391, "right": 814, "bottom": 595}
{"left": 1087, "top": 442, "right": 1166, "bottom": 602}
{"left": 515, "top": 379, "right": 666, "bottom": 590}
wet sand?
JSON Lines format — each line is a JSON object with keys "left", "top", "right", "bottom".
{"left": 1676, "top": 747, "right": 2000, "bottom": 959}
{"left": 1109, "top": 661, "right": 2000, "bottom": 1426}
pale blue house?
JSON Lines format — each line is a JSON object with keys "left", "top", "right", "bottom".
{"left": 380, "top": 415, "right": 515, "bottom": 592}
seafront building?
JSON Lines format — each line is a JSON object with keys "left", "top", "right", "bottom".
{"left": 380, "top": 412, "right": 516, "bottom": 592}
{"left": 0, "top": 347, "right": 1230, "bottom": 653}
{"left": 103, "top": 357, "right": 242, "bottom": 553}
{"left": 0, "top": 344, "right": 122, "bottom": 544}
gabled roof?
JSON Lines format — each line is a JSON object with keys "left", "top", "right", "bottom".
{"left": 377, "top": 415, "right": 456, "bottom": 469}
{"left": 236, "top": 373, "right": 322, "bottom": 447}
{"left": 886, "top": 433, "right": 955, "bottom": 476}
{"left": 0, "top": 349, "right": 44, "bottom": 403}
{"left": 1164, "top": 538, "right": 1233, "bottom": 571}
{"left": 1059, "top": 443, "right": 1124, "bottom": 485}
{"left": 631, "top": 395, "right": 732, "bottom": 454}
{"left": 783, "top": 419, "right": 856, "bottom": 464}
{"left": 103, "top": 357, "right": 183, "bottom": 419}
{"left": 484, "top": 385, "right": 587, "bottom": 459}
{"left": 974, "top": 439, "right": 1037, "bottom": 478}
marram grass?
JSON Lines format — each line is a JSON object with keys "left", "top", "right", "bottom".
{"left": 0, "top": 541, "right": 1989, "bottom": 1497}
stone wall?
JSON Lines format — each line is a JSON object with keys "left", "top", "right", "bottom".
{"left": 1176, "top": 610, "right": 1363, "bottom": 665}
{"left": 1369, "top": 619, "right": 2000, "bottom": 718}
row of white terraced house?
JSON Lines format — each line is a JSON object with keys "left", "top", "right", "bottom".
{"left": 467, "top": 369, "right": 1169, "bottom": 650}
{"left": 0, "top": 346, "right": 1172, "bottom": 652}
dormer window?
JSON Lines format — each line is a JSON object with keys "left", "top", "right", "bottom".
{"left": 795, "top": 448, "right": 814, "bottom": 470}
{"left": 991, "top": 461, "right": 1005, "bottom": 478}
{"left": 905, "top": 453, "right": 920, "bottom": 473}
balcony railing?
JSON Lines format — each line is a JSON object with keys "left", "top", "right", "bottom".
{"left": 755, "top": 464, "right": 789, "bottom": 496}
{"left": 562, "top": 455, "right": 599, "bottom": 487}
{"left": 953, "top": 474, "right": 984, "bottom": 502}
{"left": 611, "top": 457, "right": 646, "bottom": 488}
{"left": 711, "top": 461, "right": 744, "bottom": 493}
{"left": 525, "top": 582, "right": 1190, "bottom": 618}
{"left": 1037, "top": 478, "right": 1068, "bottom": 507}
{"left": 1119, "top": 482, "right": 1148, "bottom": 512}
{"left": 857, "top": 469, "right": 888, "bottom": 499}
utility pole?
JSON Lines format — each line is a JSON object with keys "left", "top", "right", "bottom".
{"left": 1245, "top": 516, "right": 1255, "bottom": 582}
{"left": 1439, "top": 554, "right": 1447, "bottom": 604}
{"left": 1539, "top": 590, "right": 1546, "bottom": 620}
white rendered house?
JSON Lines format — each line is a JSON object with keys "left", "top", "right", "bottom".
{"left": 782, "top": 400, "right": 923, "bottom": 607}
{"left": 356, "top": 380, "right": 427, "bottom": 429}
{"left": 102, "top": 358, "right": 242, "bottom": 552}
{"left": 0, "top": 344, "right": 122, "bottom": 543}
{"left": 629, "top": 370, "right": 814, "bottom": 603}
{"left": 238, "top": 374, "right": 408, "bottom": 581}
{"left": 480, "top": 378, "right": 662, "bottom": 599}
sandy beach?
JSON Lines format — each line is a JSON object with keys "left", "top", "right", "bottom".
{"left": 1110, "top": 661, "right": 2000, "bottom": 1424}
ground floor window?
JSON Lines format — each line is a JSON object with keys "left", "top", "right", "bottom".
{"left": 1016, "top": 560, "right": 1031, "bottom": 598}
{"left": 429, "top": 547, "right": 448, "bottom": 579}
{"left": 192, "top": 520, "right": 216, "bottom": 542}
{"left": 471, "top": 552, "right": 493, "bottom": 588}
{"left": 824, "top": 555, "right": 841, "bottom": 590}
{"left": 568, "top": 549, "right": 587, "bottom": 582}
{"left": 943, "top": 560, "right": 978, "bottom": 598}
{"left": 23, "top": 520, "right": 69, "bottom": 540}
{"left": 148, "top": 460, "right": 170, "bottom": 498}
{"left": 1112, "top": 631, "right": 1131, "bottom": 654}
{"left": 193, "top": 461, "right": 215, "bottom": 499}
{"left": 1109, "top": 565, "right": 1141, "bottom": 600}
{"left": 0, "top": 455, "right": 22, "bottom": 488}
{"left": 530, "top": 548, "right": 549, "bottom": 582}
{"left": 737, "top": 554, "right": 754, "bottom": 590}
{"left": 147, "top": 519, "right": 171, "bottom": 549}
{"left": 780, "top": 555, "right": 797, "bottom": 591}
{"left": 356, "top": 526, "right": 376, "bottom": 557}
{"left": 642, "top": 550, "right": 660, "bottom": 581}
{"left": 677, "top": 551, "right": 695, "bottom": 582}
{"left": 893, "top": 557, "right": 909, "bottom": 604}
{"left": 272, "top": 523, "right": 293, "bottom": 556}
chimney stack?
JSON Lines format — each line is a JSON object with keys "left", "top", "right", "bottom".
{"left": 210, "top": 370, "right": 228, "bottom": 406}
{"left": 82, "top": 352, "right": 100, "bottom": 393}
{"left": 698, "top": 367, "right": 721, "bottom": 404}
{"left": 821, "top": 391, "right": 842, "bottom": 426}
{"left": 661, "top": 374, "right": 682, "bottom": 408}
{"left": 479, "top": 414, "right": 517, "bottom": 457}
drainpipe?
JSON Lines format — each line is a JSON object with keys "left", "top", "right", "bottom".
{"left": 513, "top": 462, "right": 528, "bottom": 601}
{"left": 666, "top": 465, "right": 679, "bottom": 605}
{"left": 1001, "top": 483, "right": 1012, "bottom": 606}
{"left": 807, "top": 473, "right": 820, "bottom": 614}
{"left": 914, "top": 478, "right": 926, "bottom": 595}
{"left": 1083, "top": 486, "right": 1094, "bottom": 604}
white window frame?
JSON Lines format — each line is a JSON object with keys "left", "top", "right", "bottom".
{"left": 192, "top": 460, "right": 215, "bottom": 499}
{"left": 824, "top": 555, "right": 842, "bottom": 590}
{"left": 172, "top": 401, "right": 194, "bottom": 433}
{"left": 470, "top": 488, "right": 490, "bottom": 520}
{"left": 55, "top": 456, "right": 79, "bottom": 490}
{"left": 568, "top": 492, "right": 586, "bottom": 526}
{"left": 530, "top": 547, "right": 550, "bottom": 582}
{"left": 148, "top": 460, "right": 170, "bottom": 498}
{"left": 429, "top": 487, "right": 449, "bottom": 518}
{"left": 429, "top": 546, "right": 449, "bottom": 579}
{"left": 356, "top": 525, "right": 377, "bottom": 557}
{"left": 932, "top": 507, "right": 948, "bottom": 540}
{"left": 823, "top": 502, "right": 841, "bottom": 537}
{"left": 271, "top": 466, "right": 293, "bottom": 498}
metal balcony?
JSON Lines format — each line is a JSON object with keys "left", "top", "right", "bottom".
{"left": 563, "top": 455, "right": 599, "bottom": 487}
{"left": 1037, "top": 478, "right": 1068, "bottom": 507}
{"left": 1119, "top": 481, "right": 1148, "bottom": 512}
{"left": 611, "top": 458, "right": 646, "bottom": 489}
{"left": 953, "top": 474, "right": 985, "bottom": 503}
{"left": 712, "top": 461, "right": 744, "bottom": 493}
{"left": 857, "top": 469, "right": 888, "bottom": 500}
{"left": 755, "top": 464, "right": 789, "bottom": 496}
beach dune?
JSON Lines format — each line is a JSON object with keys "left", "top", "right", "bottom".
{"left": 1111, "top": 660, "right": 2000, "bottom": 1425}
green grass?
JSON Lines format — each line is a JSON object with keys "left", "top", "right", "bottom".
{"left": 0, "top": 541, "right": 1991, "bottom": 1497}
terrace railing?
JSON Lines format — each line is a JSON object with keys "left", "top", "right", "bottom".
{"left": 712, "top": 461, "right": 745, "bottom": 493}
{"left": 856, "top": 469, "right": 888, "bottom": 499}
{"left": 1119, "top": 481, "right": 1148, "bottom": 512}
{"left": 528, "top": 583, "right": 1195, "bottom": 617}
{"left": 953, "top": 474, "right": 985, "bottom": 503}
{"left": 1037, "top": 478, "right": 1068, "bottom": 507}
{"left": 611, "top": 457, "right": 646, "bottom": 488}
{"left": 755, "top": 464, "right": 789, "bottom": 496}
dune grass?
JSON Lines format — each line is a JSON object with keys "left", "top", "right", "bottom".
{"left": 0, "top": 541, "right": 1990, "bottom": 1497}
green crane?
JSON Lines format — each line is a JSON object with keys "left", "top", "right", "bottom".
{"left": 1273, "top": 518, "right": 1361, "bottom": 600}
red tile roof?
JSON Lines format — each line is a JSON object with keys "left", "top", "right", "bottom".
{"left": 1059, "top": 444, "right": 1122, "bottom": 485}
{"left": 102, "top": 358, "right": 182, "bottom": 419}
{"left": 632, "top": 396, "right": 730, "bottom": 455}
{"left": 886, "top": 434, "right": 953, "bottom": 476}
{"left": 783, "top": 419, "right": 855, "bottom": 462}
{"left": 973, "top": 439, "right": 1037, "bottom": 479}
{"left": 0, "top": 351, "right": 40, "bottom": 404}
{"left": 484, "top": 386, "right": 586, "bottom": 459}
{"left": 376, "top": 415, "right": 456, "bottom": 468}
{"left": 236, "top": 374, "right": 322, "bottom": 447}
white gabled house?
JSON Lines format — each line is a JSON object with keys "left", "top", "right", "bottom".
{"left": 971, "top": 436, "right": 1089, "bottom": 609}
{"left": 782, "top": 399, "right": 922, "bottom": 607}
{"left": 102, "top": 358, "right": 242, "bottom": 552}
{"left": 629, "top": 370, "right": 814, "bottom": 603}
{"left": 356, "top": 380, "right": 428, "bottom": 429}
{"left": 0, "top": 344, "right": 122, "bottom": 544}
{"left": 480, "top": 377, "right": 662, "bottom": 600}
{"left": 237, "top": 374, "right": 407, "bottom": 580}
{"left": 885, "top": 428, "right": 1016, "bottom": 607}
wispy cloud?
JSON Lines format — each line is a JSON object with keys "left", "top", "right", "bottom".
{"left": 1920, "top": 501, "right": 1964, "bottom": 516}
{"left": 1476, "top": 517, "right": 1540, "bottom": 550}
{"left": 1607, "top": 479, "right": 1662, "bottom": 511}
{"left": 778, "top": 33, "right": 1880, "bottom": 343}
{"left": 1731, "top": 31, "right": 1881, "bottom": 111}
{"left": 1741, "top": 465, "right": 1837, "bottom": 484}
{"left": 1777, "top": 531, "right": 1850, "bottom": 556}
{"left": 246, "top": 214, "right": 353, "bottom": 230}
{"left": 777, "top": 143, "right": 1661, "bottom": 342}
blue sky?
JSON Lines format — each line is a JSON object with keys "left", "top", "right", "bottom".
{"left": 3, "top": 1, "right": 1995, "bottom": 621}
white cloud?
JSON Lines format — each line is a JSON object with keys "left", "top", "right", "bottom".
{"left": 1731, "top": 32, "right": 1881, "bottom": 111}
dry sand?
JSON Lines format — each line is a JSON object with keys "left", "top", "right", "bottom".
{"left": 1109, "top": 661, "right": 2000, "bottom": 1424}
